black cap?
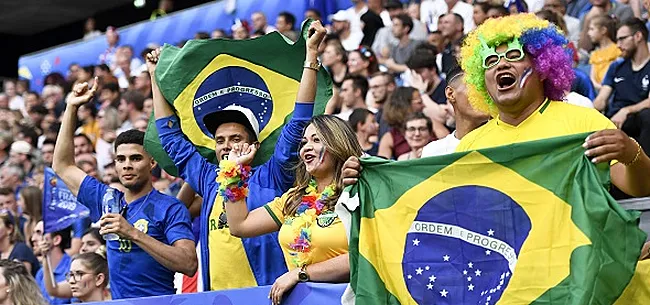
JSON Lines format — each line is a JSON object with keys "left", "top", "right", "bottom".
{"left": 384, "top": 0, "right": 403, "bottom": 9}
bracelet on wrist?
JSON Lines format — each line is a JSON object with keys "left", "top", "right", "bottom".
{"left": 216, "top": 160, "right": 252, "bottom": 202}
{"left": 622, "top": 137, "right": 642, "bottom": 166}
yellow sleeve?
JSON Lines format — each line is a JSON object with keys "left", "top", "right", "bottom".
{"left": 263, "top": 190, "right": 294, "bottom": 227}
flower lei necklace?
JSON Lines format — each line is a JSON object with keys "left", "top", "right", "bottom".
{"left": 287, "top": 179, "right": 336, "bottom": 268}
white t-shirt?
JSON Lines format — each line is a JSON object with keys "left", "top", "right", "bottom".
{"left": 564, "top": 92, "right": 594, "bottom": 109}
{"left": 345, "top": 5, "right": 368, "bottom": 37}
{"left": 421, "top": 132, "right": 461, "bottom": 158}
{"left": 341, "top": 31, "right": 365, "bottom": 51}
{"left": 420, "top": 0, "right": 475, "bottom": 34}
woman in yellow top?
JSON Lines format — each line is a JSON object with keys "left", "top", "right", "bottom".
{"left": 222, "top": 114, "right": 362, "bottom": 305}
{"left": 587, "top": 15, "right": 621, "bottom": 91}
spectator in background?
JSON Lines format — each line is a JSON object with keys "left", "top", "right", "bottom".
{"left": 231, "top": 19, "right": 250, "bottom": 40}
{"left": 420, "top": 0, "right": 475, "bottom": 34}
{"left": 0, "top": 188, "right": 25, "bottom": 234}
{"left": 143, "top": 97, "right": 153, "bottom": 118}
{"left": 17, "top": 186, "right": 41, "bottom": 248}
{"left": 304, "top": 8, "right": 322, "bottom": 22}
{"left": 3, "top": 80, "right": 24, "bottom": 114}
{"left": 67, "top": 63, "right": 81, "bottom": 85}
{"left": 349, "top": 108, "right": 380, "bottom": 155}
{"left": 83, "top": 17, "right": 102, "bottom": 41}
{"left": 251, "top": 11, "right": 277, "bottom": 34}
{"left": 544, "top": 0, "right": 581, "bottom": 43}
{"left": 579, "top": 0, "right": 634, "bottom": 52}
{"left": 0, "top": 132, "right": 10, "bottom": 168}
{"left": 587, "top": 15, "right": 620, "bottom": 91}
{"left": 397, "top": 112, "right": 434, "bottom": 160}
{"left": 0, "top": 167, "right": 23, "bottom": 196}
{"left": 32, "top": 221, "right": 73, "bottom": 305}
{"left": 0, "top": 210, "right": 39, "bottom": 276}
{"left": 275, "top": 11, "right": 298, "bottom": 41}
{"left": 135, "top": 71, "right": 152, "bottom": 99}
{"left": 0, "top": 259, "right": 47, "bottom": 305}
{"left": 77, "top": 104, "right": 100, "bottom": 145}
{"left": 23, "top": 91, "right": 41, "bottom": 112}
{"left": 330, "top": 10, "right": 364, "bottom": 51}
{"left": 66, "top": 252, "right": 110, "bottom": 302}
{"left": 486, "top": 4, "right": 510, "bottom": 19}
{"left": 0, "top": 94, "right": 7, "bottom": 109}
{"left": 96, "top": 107, "right": 120, "bottom": 174}
{"left": 406, "top": 48, "right": 453, "bottom": 130}
{"left": 194, "top": 32, "right": 210, "bottom": 40}
{"left": 337, "top": 75, "right": 370, "bottom": 121}
{"left": 378, "top": 87, "right": 425, "bottom": 159}
{"left": 80, "top": 228, "right": 105, "bottom": 254}
{"left": 422, "top": 66, "right": 489, "bottom": 157}
{"left": 347, "top": 46, "right": 379, "bottom": 78}
{"left": 322, "top": 41, "right": 348, "bottom": 89}
{"left": 594, "top": 18, "right": 650, "bottom": 154}
{"left": 473, "top": 2, "right": 490, "bottom": 27}
{"left": 93, "top": 64, "right": 111, "bottom": 80}
{"left": 372, "top": 0, "right": 428, "bottom": 59}
{"left": 211, "top": 28, "right": 226, "bottom": 39}
{"left": 73, "top": 134, "right": 94, "bottom": 157}
{"left": 379, "top": 13, "right": 421, "bottom": 74}
{"left": 117, "top": 90, "right": 146, "bottom": 134}
{"left": 98, "top": 26, "right": 120, "bottom": 68}
{"left": 27, "top": 105, "right": 48, "bottom": 134}
{"left": 9, "top": 141, "right": 33, "bottom": 179}
{"left": 368, "top": 71, "right": 396, "bottom": 114}
{"left": 439, "top": 13, "right": 465, "bottom": 75}
{"left": 40, "top": 139, "right": 55, "bottom": 167}
{"left": 98, "top": 82, "right": 120, "bottom": 109}
{"left": 42, "top": 85, "right": 65, "bottom": 117}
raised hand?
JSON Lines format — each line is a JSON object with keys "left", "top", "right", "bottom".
{"left": 67, "top": 77, "right": 98, "bottom": 107}
{"left": 227, "top": 143, "right": 258, "bottom": 165}
{"left": 306, "top": 20, "right": 327, "bottom": 52}
{"left": 146, "top": 48, "right": 162, "bottom": 75}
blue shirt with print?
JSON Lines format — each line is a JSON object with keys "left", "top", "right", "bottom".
{"left": 76, "top": 176, "right": 194, "bottom": 299}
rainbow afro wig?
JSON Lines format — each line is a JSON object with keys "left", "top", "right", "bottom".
{"left": 460, "top": 13, "right": 574, "bottom": 117}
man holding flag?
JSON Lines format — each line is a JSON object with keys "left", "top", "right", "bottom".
{"left": 52, "top": 78, "right": 197, "bottom": 299}
{"left": 149, "top": 20, "right": 328, "bottom": 291}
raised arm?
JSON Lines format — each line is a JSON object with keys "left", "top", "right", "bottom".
{"left": 52, "top": 79, "right": 97, "bottom": 196}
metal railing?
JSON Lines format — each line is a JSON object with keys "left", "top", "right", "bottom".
{"left": 618, "top": 197, "right": 650, "bottom": 239}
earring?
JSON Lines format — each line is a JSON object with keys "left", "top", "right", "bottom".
{"left": 5, "top": 289, "right": 9, "bottom": 293}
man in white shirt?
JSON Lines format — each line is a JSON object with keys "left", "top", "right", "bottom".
{"left": 251, "top": 11, "right": 277, "bottom": 34}
{"left": 330, "top": 10, "right": 364, "bottom": 51}
{"left": 345, "top": 0, "right": 369, "bottom": 37}
{"left": 420, "top": 0, "right": 475, "bottom": 34}
{"left": 422, "top": 67, "right": 489, "bottom": 157}
{"left": 372, "top": 0, "right": 428, "bottom": 56}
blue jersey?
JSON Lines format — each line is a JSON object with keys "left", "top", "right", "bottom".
{"left": 77, "top": 176, "right": 194, "bottom": 299}
{"left": 156, "top": 102, "right": 313, "bottom": 291}
{"left": 35, "top": 253, "right": 72, "bottom": 305}
{"left": 602, "top": 58, "right": 650, "bottom": 117}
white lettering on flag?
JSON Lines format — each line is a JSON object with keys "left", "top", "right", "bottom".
{"left": 409, "top": 221, "right": 518, "bottom": 273}
{"left": 193, "top": 86, "right": 271, "bottom": 107}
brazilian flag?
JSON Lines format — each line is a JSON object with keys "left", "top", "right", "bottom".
{"left": 340, "top": 133, "right": 647, "bottom": 304}
{"left": 144, "top": 21, "right": 331, "bottom": 176}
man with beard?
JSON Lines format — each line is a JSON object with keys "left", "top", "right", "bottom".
{"left": 52, "top": 78, "right": 197, "bottom": 299}
{"left": 593, "top": 18, "right": 650, "bottom": 162}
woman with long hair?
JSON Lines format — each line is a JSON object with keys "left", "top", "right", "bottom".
{"left": 223, "top": 115, "right": 363, "bottom": 305}
{"left": 0, "top": 259, "right": 46, "bottom": 305}
{"left": 17, "top": 186, "right": 41, "bottom": 248}
{"left": 66, "top": 250, "right": 110, "bottom": 303}
{"left": 378, "top": 86, "right": 429, "bottom": 159}
{"left": 0, "top": 211, "right": 39, "bottom": 276}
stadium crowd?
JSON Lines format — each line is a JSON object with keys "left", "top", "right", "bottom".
{"left": 0, "top": 0, "right": 649, "bottom": 304}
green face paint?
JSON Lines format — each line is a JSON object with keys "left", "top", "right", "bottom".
{"left": 479, "top": 37, "right": 525, "bottom": 69}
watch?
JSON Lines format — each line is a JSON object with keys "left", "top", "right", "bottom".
{"left": 304, "top": 60, "right": 321, "bottom": 71}
{"left": 297, "top": 265, "right": 310, "bottom": 282}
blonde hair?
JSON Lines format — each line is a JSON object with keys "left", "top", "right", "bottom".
{"left": 0, "top": 259, "right": 47, "bottom": 305}
{"left": 283, "top": 115, "right": 363, "bottom": 217}
{"left": 72, "top": 247, "right": 109, "bottom": 289}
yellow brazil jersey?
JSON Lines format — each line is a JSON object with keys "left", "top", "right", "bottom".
{"left": 456, "top": 100, "right": 616, "bottom": 152}
{"left": 263, "top": 190, "right": 348, "bottom": 270}
{"left": 207, "top": 195, "right": 258, "bottom": 290}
